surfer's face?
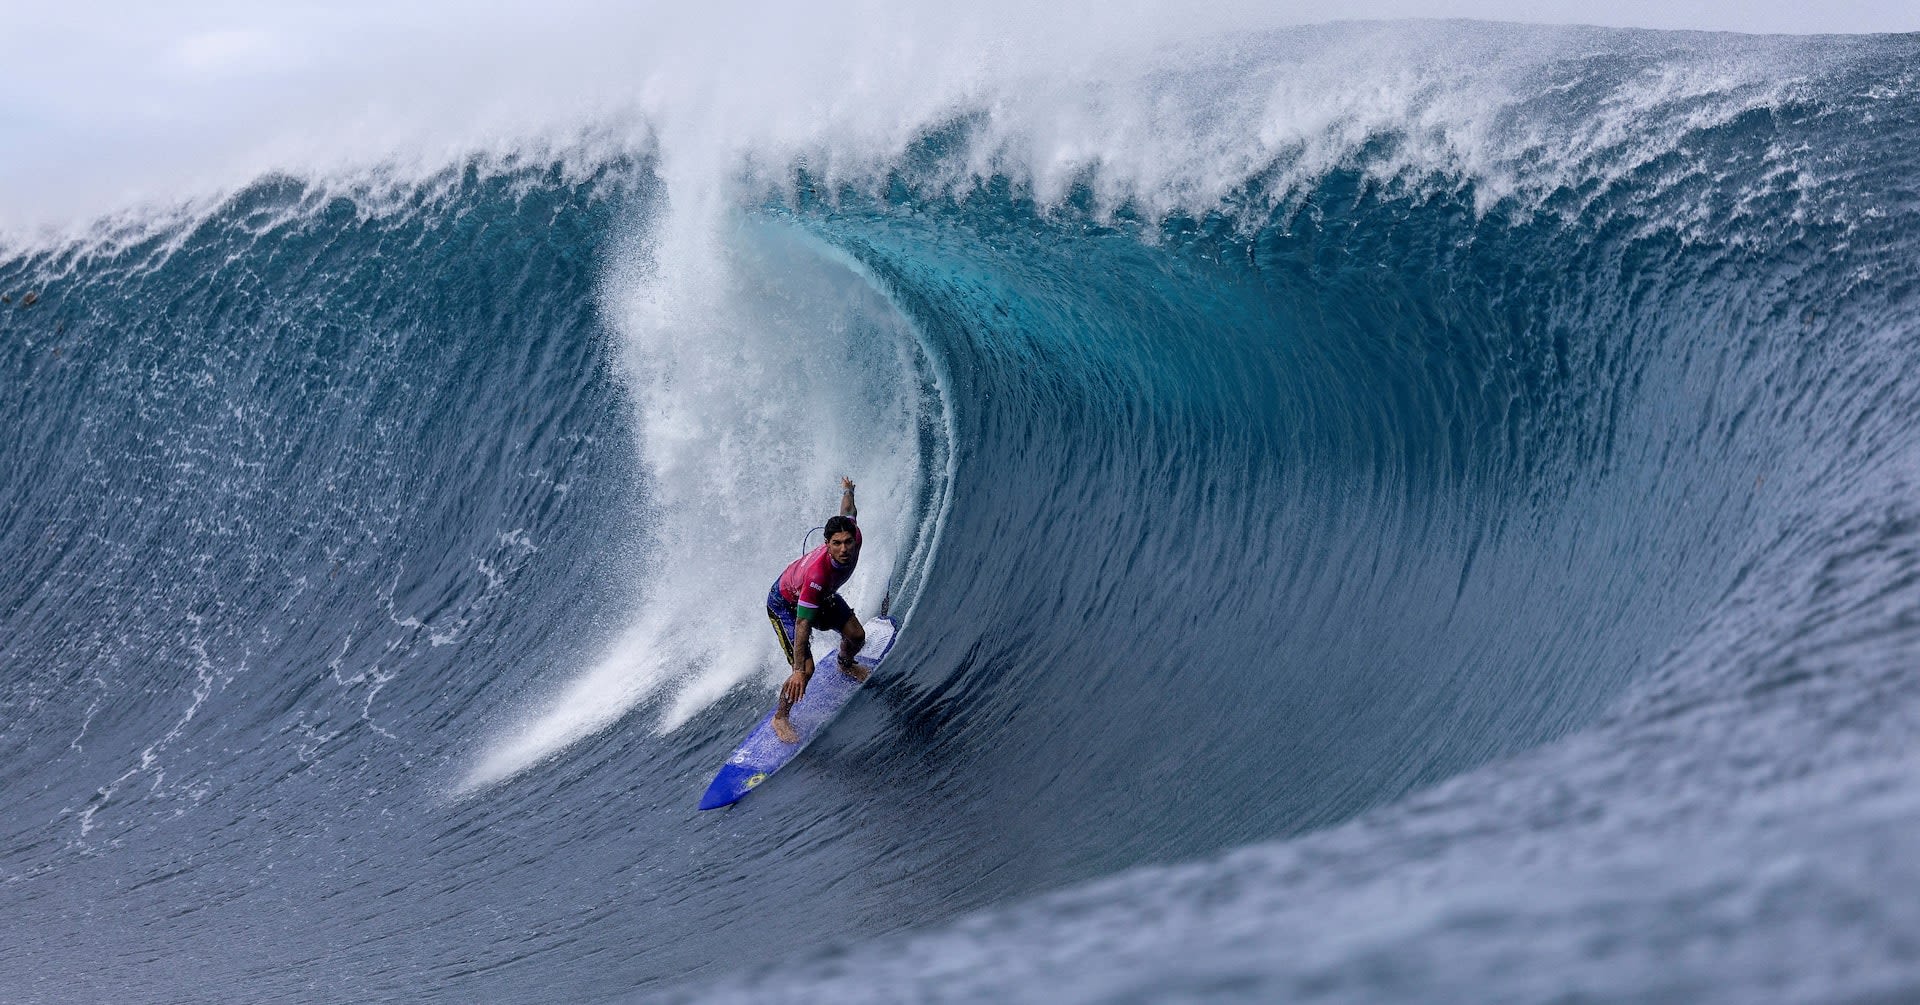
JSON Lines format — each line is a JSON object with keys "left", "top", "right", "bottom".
{"left": 827, "top": 531, "right": 857, "bottom": 565}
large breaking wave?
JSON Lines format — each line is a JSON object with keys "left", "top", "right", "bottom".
{"left": 2, "top": 21, "right": 1918, "bottom": 1004}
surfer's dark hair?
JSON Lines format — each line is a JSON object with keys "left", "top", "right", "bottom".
{"left": 824, "top": 515, "right": 857, "bottom": 541}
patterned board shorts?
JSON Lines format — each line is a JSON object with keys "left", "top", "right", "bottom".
{"left": 765, "top": 579, "right": 854, "bottom": 665}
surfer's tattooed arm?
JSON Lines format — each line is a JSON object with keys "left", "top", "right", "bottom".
{"left": 781, "top": 619, "right": 816, "bottom": 711}
{"left": 839, "top": 476, "right": 857, "bottom": 518}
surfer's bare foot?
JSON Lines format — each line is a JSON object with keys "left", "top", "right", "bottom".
{"left": 772, "top": 715, "right": 799, "bottom": 744}
{"left": 838, "top": 658, "right": 869, "bottom": 683}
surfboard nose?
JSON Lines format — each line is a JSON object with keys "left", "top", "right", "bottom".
{"left": 699, "top": 764, "right": 765, "bottom": 810}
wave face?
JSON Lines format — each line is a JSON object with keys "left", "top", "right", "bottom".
{"left": 3, "top": 22, "right": 1920, "bottom": 1005}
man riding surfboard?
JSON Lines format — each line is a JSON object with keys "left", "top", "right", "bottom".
{"left": 765, "top": 477, "right": 867, "bottom": 744}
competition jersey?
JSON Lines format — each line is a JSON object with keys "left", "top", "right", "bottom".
{"left": 776, "top": 523, "right": 862, "bottom": 620}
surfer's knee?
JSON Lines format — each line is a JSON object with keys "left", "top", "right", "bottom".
{"left": 843, "top": 619, "right": 866, "bottom": 651}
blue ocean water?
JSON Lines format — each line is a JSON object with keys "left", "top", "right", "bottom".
{"left": 2, "top": 21, "right": 1918, "bottom": 1004}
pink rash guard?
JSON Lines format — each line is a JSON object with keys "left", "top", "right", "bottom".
{"left": 776, "top": 523, "right": 862, "bottom": 621}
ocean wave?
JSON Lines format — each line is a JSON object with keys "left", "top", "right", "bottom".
{"left": 1, "top": 22, "right": 1917, "bottom": 1004}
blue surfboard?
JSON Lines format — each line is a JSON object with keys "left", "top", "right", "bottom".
{"left": 698, "top": 616, "right": 899, "bottom": 810}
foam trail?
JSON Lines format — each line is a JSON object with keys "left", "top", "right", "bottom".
{"left": 461, "top": 211, "right": 928, "bottom": 789}
{"left": 461, "top": 610, "right": 679, "bottom": 790}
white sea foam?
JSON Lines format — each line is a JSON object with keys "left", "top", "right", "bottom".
{"left": 460, "top": 215, "right": 931, "bottom": 790}
{"left": 3, "top": 3, "right": 1905, "bottom": 242}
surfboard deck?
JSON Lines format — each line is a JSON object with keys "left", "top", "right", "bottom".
{"left": 698, "top": 615, "right": 898, "bottom": 810}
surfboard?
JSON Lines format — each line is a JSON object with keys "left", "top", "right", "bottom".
{"left": 697, "top": 615, "right": 899, "bottom": 810}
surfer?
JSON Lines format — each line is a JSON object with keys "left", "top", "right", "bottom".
{"left": 766, "top": 476, "right": 867, "bottom": 743}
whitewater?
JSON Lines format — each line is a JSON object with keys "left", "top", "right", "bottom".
{"left": 2, "top": 8, "right": 1918, "bottom": 1003}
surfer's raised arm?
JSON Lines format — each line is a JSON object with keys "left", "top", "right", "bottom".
{"left": 839, "top": 476, "right": 857, "bottom": 518}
